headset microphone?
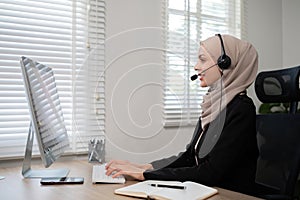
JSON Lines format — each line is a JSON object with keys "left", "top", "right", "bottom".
{"left": 191, "top": 74, "right": 198, "bottom": 81}
{"left": 190, "top": 63, "right": 218, "bottom": 81}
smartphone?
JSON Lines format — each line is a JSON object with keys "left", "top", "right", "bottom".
{"left": 40, "top": 177, "right": 84, "bottom": 185}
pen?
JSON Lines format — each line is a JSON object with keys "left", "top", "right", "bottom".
{"left": 149, "top": 183, "right": 186, "bottom": 190}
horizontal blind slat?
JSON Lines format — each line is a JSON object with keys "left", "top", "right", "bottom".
{"left": 163, "top": 0, "right": 241, "bottom": 127}
{"left": 0, "top": 0, "right": 106, "bottom": 158}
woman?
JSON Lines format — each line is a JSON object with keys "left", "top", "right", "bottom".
{"left": 106, "top": 34, "right": 259, "bottom": 195}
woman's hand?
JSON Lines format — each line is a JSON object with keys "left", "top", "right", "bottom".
{"left": 105, "top": 160, "right": 153, "bottom": 180}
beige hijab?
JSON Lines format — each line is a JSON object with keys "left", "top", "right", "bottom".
{"left": 200, "top": 35, "right": 258, "bottom": 128}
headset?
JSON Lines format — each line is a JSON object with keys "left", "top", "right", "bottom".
{"left": 190, "top": 34, "right": 232, "bottom": 81}
{"left": 215, "top": 34, "right": 231, "bottom": 70}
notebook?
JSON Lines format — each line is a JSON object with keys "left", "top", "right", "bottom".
{"left": 92, "top": 164, "right": 125, "bottom": 184}
{"left": 114, "top": 180, "right": 218, "bottom": 200}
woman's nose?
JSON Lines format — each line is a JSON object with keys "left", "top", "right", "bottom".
{"left": 194, "top": 62, "right": 201, "bottom": 71}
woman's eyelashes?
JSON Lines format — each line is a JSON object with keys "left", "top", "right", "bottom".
{"left": 198, "top": 56, "right": 207, "bottom": 62}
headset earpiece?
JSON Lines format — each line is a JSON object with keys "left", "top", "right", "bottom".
{"left": 216, "top": 34, "right": 231, "bottom": 70}
{"left": 217, "top": 54, "right": 231, "bottom": 70}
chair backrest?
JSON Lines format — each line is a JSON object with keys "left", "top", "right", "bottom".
{"left": 255, "top": 65, "right": 300, "bottom": 198}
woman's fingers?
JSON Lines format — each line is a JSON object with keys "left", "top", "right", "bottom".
{"left": 105, "top": 160, "right": 130, "bottom": 170}
{"left": 105, "top": 162, "right": 145, "bottom": 180}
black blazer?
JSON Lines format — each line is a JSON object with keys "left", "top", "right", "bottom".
{"left": 143, "top": 94, "right": 259, "bottom": 195}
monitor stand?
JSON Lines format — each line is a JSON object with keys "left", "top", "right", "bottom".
{"left": 22, "top": 122, "right": 69, "bottom": 178}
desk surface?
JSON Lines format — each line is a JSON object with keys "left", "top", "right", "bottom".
{"left": 0, "top": 157, "right": 262, "bottom": 200}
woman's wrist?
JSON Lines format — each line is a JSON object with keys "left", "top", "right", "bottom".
{"left": 143, "top": 163, "right": 154, "bottom": 170}
{"left": 136, "top": 163, "right": 153, "bottom": 170}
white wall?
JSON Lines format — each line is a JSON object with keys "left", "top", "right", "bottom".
{"left": 282, "top": 0, "right": 300, "bottom": 67}
{"left": 105, "top": 0, "right": 194, "bottom": 163}
{"left": 104, "top": 0, "right": 300, "bottom": 163}
{"left": 246, "top": 0, "right": 300, "bottom": 110}
{"left": 246, "top": 0, "right": 300, "bottom": 69}
{"left": 246, "top": 0, "right": 283, "bottom": 71}
{"left": 245, "top": 0, "right": 283, "bottom": 109}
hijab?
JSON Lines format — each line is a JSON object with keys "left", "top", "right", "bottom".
{"left": 200, "top": 34, "right": 258, "bottom": 129}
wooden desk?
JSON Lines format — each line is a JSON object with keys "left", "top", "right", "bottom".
{"left": 0, "top": 158, "right": 262, "bottom": 200}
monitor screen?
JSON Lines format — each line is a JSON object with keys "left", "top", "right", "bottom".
{"left": 20, "top": 56, "right": 70, "bottom": 178}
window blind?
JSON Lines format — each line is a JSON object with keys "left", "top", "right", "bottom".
{"left": 163, "top": 0, "right": 242, "bottom": 127}
{"left": 0, "top": 0, "right": 105, "bottom": 159}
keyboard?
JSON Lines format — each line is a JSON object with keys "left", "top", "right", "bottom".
{"left": 92, "top": 164, "right": 126, "bottom": 184}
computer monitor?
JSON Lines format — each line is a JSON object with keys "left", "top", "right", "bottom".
{"left": 20, "top": 56, "right": 70, "bottom": 178}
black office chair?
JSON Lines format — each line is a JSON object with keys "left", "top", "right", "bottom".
{"left": 254, "top": 65, "right": 300, "bottom": 200}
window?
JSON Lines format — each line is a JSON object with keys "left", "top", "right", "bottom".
{"left": 163, "top": 0, "right": 242, "bottom": 127}
{"left": 0, "top": 0, "right": 105, "bottom": 158}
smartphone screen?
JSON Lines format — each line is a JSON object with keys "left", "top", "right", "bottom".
{"left": 40, "top": 177, "right": 84, "bottom": 185}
